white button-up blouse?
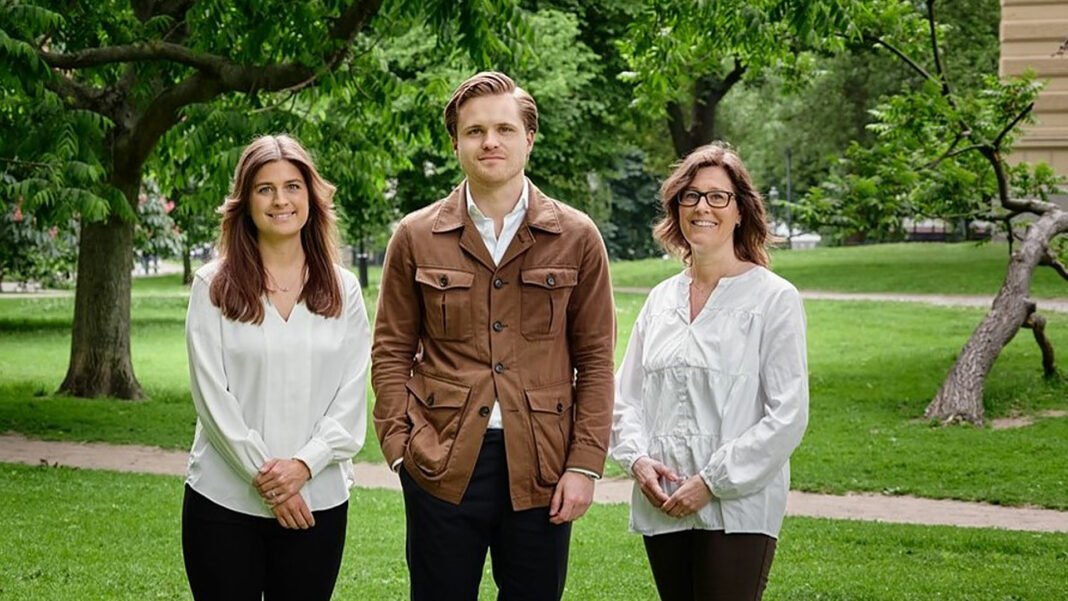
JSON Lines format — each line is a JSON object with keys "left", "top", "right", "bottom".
{"left": 610, "top": 266, "right": 808, "bottom": 538}
{"left": 185, "top": 262, "right": 370, "bottom": 517}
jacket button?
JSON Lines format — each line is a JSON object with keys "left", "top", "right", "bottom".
{"left": 493, "top": 277, "right": 504, "bottom": 289}
{"left": 479, "top": 406, "right": 490, "bottom": 417}
{"left": 426, "top": 394, "right": 435, "bottom": 407}
{"left": 439, "top": 275, "right": 449, "bottom": 287}
{"left": 494, "top": 362, "right": 505, "bottom": 373}
{"left": 556, "top": 402, "right": 563, "bottom": 413}
{"left": 546, "top": 274, "right": 556, "bottom": 287}
{"left": 492, "top": 321, "right": 504, "bottom": 332}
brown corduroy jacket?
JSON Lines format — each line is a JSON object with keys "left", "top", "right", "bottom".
{"left": 371, "top": 182, "right": 616, "bottom": 510}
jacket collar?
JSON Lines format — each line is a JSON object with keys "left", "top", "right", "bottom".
{"left": 430, "top": 179, "right": 563, "bottom": 235}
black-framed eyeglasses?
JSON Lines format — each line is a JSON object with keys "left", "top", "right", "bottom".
{"left": 676, "top": 189, "right": 734, "bottom": 208}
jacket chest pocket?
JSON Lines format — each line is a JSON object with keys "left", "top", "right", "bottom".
{"left": 416, "top": 267, "right": 475, "bottom": 342}
{"left": 520, "top": 267, "right": 578, "bottom": 340}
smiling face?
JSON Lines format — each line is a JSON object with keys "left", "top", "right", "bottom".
{"left": 678, "top": 165, "right": 741, "bottom": 257}
{"left": 453, "top": 93, "right": 534, "bottom": 191}
{"left": 248, "top": 160, "right": 310, "bottom": 243}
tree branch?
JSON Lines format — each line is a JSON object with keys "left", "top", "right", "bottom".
{"left": 39, "top": 41, "right": 227, "bottom": 74}
{"left": 1039, "top": 247, "right": 1068, "bottom": 282}
{"left": 1022, "top": 311, "right": 1057, "bottom": 377}
{"left": 994, "top": 102, "right": 1035, "bottom": 149}
{"left": 865, "top": 34, "right": 935, "bottom": 83}
{"left": 922, "top": 130, "right": 972, "bottom": 169}
{"left": 926, "top": 0, "right": 952, "bottom": 98}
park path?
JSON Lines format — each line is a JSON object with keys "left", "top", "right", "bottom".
{"left": 3, "top": 432, "right": 1067, "bottom": 534}
{"left": 614, "top": 287, "right": 1068, "bottom": 313}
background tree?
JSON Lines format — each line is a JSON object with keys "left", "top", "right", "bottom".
{"left": 794, "top": 0, "right": 1067, "bottom": 424}
{"left": 0, "top": 0, "right": 519, "bottom": 399}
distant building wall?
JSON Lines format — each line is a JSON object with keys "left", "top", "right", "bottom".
{"left": 1001, "top": 0, "right": 1068, "bottom": 179}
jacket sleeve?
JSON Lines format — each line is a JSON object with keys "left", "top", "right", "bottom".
{"left": 293, "top": 273, "right": 370, "bottom": 477}
{"left": 609, "top": 301, "right": 649, "bottom": 476}
{"left": 371, "top": 222, "right": 421, "bottom": 466}
{"left": 186, "top": 274, "right": 272, "bottom": 481}
{"left": 699, "top": 287, "right": 809, "bottom": 499}
{"left": 564, "top": 219, "right": 617, "bottom": 476}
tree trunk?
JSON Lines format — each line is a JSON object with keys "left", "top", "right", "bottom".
{"left": 182, "top": 242, "right": 193, "bottom": 286}
{"left": 58, "top": 199, "right": 143, "bottom": 399}
{"left": 925, "top": 209, "right": 1067, "bottom": 424}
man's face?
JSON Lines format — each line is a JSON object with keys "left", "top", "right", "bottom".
{"left": 453, "top": 93, "right": 534, "bottom": 190}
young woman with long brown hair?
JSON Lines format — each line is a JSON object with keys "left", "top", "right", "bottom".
{"left": 182, "top": 134, "right": 369, "bottom": 600}
{"left": 610, "top": 142, "right": 809, "bottom": 600}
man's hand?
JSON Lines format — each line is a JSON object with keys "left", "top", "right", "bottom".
{"left": 631, "top": 456, "right": 678, "bottom": 508}
{"left": 548, "top": 471, "right": 595, "bottom": 525}
{"left": 661, "top": 474, "right": 713, "bottom": 518}
{"left": 271, "top": 493, "right": 316, "bottom": 529}
{"left": 254, "top": 458, "right": 311, "bottom": 506}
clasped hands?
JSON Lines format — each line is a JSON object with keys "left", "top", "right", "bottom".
{"left": 253, "top": 458, "right": 314, "bottom": 530}
{"left": 632, "top": 456, "right": 712, "bottom": 519}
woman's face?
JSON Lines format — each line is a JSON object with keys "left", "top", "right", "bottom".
{"left": 677, "top": 165, "right": 741, "bottom": 256}
{"left": 248, "top": 160, "right": 310, "bottom": 242}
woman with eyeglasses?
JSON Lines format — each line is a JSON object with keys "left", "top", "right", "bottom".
{"left": 610, "top": 143, "right": 808, "bottom": 600}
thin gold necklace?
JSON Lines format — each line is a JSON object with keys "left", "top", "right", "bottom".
{"left": 266, "top": 266, "right": 305, "bottom": 293}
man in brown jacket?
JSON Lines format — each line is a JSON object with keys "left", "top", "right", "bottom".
{"left": 371, "top": 72, "right": 615, "bottom": 600}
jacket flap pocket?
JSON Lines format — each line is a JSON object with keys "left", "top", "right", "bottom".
{"left": 525, "top": 381, "right": 574, "bottom": 414}
{"left": 520, "top": 267, "right": 578, "bottom": 290}
{"left": 415, "top": 267, "right": 475, "bottom": 291}
{"left": 406, "top": 372, "right": 471, "bottom": 409}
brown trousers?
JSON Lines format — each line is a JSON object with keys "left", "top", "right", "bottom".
{"left": 643, "top": 529, "right": 776, "bottom": 601}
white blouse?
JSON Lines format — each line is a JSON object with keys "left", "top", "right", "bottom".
{"left": 185, "top": 262, "right": 370, "bottom": 517}
{"left": 610, "top": 266, "right": 808, "bottom": 538}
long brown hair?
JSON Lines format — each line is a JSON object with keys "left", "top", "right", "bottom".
{"left": 653, "top": 142, "right": 772, "bottom": 266}
{"left": 210, "top": 134, "right": 342, "bottom": 324}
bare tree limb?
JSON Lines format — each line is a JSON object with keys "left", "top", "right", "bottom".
{"left": 1022, "top": 311, "right": 1057, "bottom": 377}
{"left": 1039, "top": 247, "right": 1068, "bottom": 282}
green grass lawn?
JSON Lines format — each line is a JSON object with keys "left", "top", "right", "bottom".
{"left": 611, "top": 241, "right": 1068, "bottom": 297}
{"left": 1, "top": 464, "right": 1066, "bottom": 601}
{"left": 1, "top": 242, "right": 1067, "bottom": 508}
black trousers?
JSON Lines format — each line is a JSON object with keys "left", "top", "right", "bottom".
{"left": 181, "top": 485, "right": 348, "bottom": 601}
{"left": 400, "top": 429, "right": 571, "bottom": 601}
{"left": 643, "top": 529, "right": 776, "bottom": 601}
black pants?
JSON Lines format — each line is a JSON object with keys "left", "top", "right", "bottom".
{"left": 400, "top": 429, "right": 571, "bottom": 601}
{"left": 643, "top": 529, "right": 776, "bottom": 601}
{"left": 181, "top": 485, "right": 348, "bottom": 601}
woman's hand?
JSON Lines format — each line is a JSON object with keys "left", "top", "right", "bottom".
{"left": 661, "top": 475, "right": 713, "bottom": 518}
{"left": 254, "top": 458, "right": 311, "bottom": 506}
{"left": 271, "top": 493, "right": 316, "bottom": 529}
{"left": 632, "top": 456, "right": 679, "bottom": 508}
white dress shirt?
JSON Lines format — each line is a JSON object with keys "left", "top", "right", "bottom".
{"left": 610, "top": 266, "right": 808, "bottom": 537}
{"left": 185, "top": 262, "right": 370, "bottom": 517}
{"left": 465, "top": 180, "right": 529, "bottom": 430}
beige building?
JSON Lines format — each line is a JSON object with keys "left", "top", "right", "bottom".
{"left": 1000, "top": 0, "right": 1068, "bottom": 182}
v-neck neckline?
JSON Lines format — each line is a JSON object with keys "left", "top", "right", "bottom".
{"left": 266, "top": 296, "right": 302, "bottom": 324}
{"left": 680, "top": 266, "right": 761, "bottom": 326}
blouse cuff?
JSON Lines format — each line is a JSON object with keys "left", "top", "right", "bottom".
{"left": 293, "top": 438, "right": 332, "bottom": 478}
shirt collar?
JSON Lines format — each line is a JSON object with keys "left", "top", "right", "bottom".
{"left": 466, "top": 179, "right": 529, "bottom": 222}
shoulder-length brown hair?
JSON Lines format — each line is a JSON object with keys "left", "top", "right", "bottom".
{"left": 209, "top": 134, "right": 342, "bottom": 324}
{"left": 653, "top": 142, "right": 772, "bottom": 267}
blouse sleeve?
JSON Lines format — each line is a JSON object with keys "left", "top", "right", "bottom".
{"left": 699, "top": 286, "right": 809, "bottom": 499}
{"left": 293, "top": 273, "right": 370, "bottom": 477}
{"left": 186, "top": 273, "right": 272, "bottom": 481}
{"left": 609, "top": 300, "right": 650, "bottom": 476}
